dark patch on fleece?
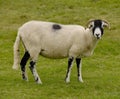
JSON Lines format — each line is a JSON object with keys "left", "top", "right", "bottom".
{"left": 52, "top": 24, "right": 62, "bottom": 30}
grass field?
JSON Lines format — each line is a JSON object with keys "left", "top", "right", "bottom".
{"left": 0, "top": 0, "right": 120, "bottom": 99}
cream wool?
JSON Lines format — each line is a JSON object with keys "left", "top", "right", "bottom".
{"left": 13, "top": 19, "right": 109, "bottom": 84}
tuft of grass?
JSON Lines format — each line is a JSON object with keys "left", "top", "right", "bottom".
{"left": 0, "top": 0, "right": 120, "bottom": 99}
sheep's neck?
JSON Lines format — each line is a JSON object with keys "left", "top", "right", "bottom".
{"left": 82, "top": 31, "right": 99, "bottom": 57}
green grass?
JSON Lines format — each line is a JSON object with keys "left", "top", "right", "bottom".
{"left": 0, "top": 0, "right": 120, "bottom": 99}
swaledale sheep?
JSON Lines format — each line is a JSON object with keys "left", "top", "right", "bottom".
{"left": 13, "top": 19, "right": 110, "bottom": 84}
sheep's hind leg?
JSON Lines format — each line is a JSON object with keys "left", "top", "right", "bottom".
{"left": 29, "top": 61, "right": 42, "bottom": 84}
{"left": 76, "top": 58, "right": 83, "bottom": 83}
{"left": 65, "top": 57, "right": 74, "bottom": 83}
{"left": 20, "top": 51, "right": 30, "bottom": 81}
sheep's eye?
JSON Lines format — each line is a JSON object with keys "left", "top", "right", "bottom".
{"left": 90, "top": 24, "right": 93, "bottom": 28}
{"left": 89, "top": 24, "right": 93, "bottom": 28}
{"left": 102, "top": 24, "right": 107, "bottom": 28}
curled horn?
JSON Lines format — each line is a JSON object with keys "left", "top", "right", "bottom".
{"left": 86, "top": 19, "right": 95, "bottom": 28}
{"left": 102, "top": 20, "right": 110, "bottom": 29}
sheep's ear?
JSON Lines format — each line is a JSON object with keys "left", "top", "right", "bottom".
{"left": 102, "top": 20, "right": 110, "bottom": 29}
{"left": 87, "top": 19, "right": 95, "bottom": 29}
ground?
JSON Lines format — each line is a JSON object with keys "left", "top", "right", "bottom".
{"left": 0, "top": 0, "right": 120, "bottom": 99}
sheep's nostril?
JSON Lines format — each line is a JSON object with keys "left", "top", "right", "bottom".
{"left": 96, "top": 34, "right": 100, "bottom": 37}
{"left": 95, "top": 34, "right": 101, "bottom": 39}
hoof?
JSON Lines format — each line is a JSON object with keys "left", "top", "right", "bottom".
{"left": 35, "top": 77, "right": 42, "bottom": 84}
{"left": 78, "top": 77, "right": 84, "bottom": 83}
{"left": 22, "top": 73, "right": 28, "bottom": 81}
{"left": 65, "top": 78, "right": 70, "bottom": 83}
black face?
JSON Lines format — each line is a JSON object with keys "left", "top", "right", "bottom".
{"left": 89, "top": 20, "right": 105, "bottom": 39}
{"left": 92, "top": 20, "right": 104, "bottom": 36}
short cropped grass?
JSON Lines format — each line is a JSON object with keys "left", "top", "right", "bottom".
{"left": 0, "top": 0, "right": 120, "bottom": 99}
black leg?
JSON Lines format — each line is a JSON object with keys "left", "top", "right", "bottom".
{"left": 76, "top": 58, "right": 83, "bottom": 82}
{"left": 20, "top": 51, "right": 30, "bottom": 80}
{"left": 65, "top": 57, "right": 74, "bottom": 83}
{"left": 29, "top": 61, "right": 42, "bottom": 84}
{"left": 76, "top": 58, "right": 81, "bottom": 77}
{"left": 29, "top": 61, "right": 36, "bottom": 74}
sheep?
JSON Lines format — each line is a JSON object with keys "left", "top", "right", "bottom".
{"left": 12, "top": 19, "right": 110, "bottom": 84}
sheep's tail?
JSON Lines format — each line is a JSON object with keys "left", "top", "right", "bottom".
{"left": 12, "top": 34, "right": 21, "bottom": 70}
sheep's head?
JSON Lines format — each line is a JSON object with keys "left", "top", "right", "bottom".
{"left": 87, "top": 19, "right": 110, "bottom": 39}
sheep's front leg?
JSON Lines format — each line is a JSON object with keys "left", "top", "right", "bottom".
{"left": 76, "top": 58, "right": 83, "bottom": 83}
{"left": 29, "top": 61, "right": 42, "bottom": 84}
{"left": 65, "top": 57, "right": 74, "bottom": 83}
